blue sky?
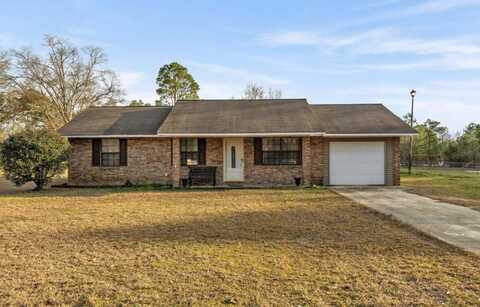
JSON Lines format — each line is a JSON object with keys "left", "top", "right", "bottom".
{"left": 1, "top": 0, "right": 479, "bottom": 133}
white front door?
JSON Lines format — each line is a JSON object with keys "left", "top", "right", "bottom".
{"left": 224, "top": 138, "right": 244, "bottom": 182}
{"left": 329, "top": 142, "right": 385, "bottom": 185}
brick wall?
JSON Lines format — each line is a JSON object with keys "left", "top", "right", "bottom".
{"left": 310, "top": 137, "right": 326, "bottom": 185}
{"left": 68, "top": 138, "right": 173, "bottom": 186}
{"left": 242, "top": 137, "right": 307, "bottom": 186}
{"left": 68, "top": 136, "right": 400, "bottom": 187}
{"left": 309, "top": 137, "right": 401, "bottom": 186}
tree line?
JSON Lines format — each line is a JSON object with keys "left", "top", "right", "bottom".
{"left": 0, "top": 35, "right": 283, "bottom": 190}
{"left": 0, "top": 35, "right": 282, "bottom": 132}
{"left": 400, "top": 114, "right": 480, "bottom": 165}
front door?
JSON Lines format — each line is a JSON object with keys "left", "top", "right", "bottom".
{"left": 224, "top": 138, "right": 244, "bottom": 182}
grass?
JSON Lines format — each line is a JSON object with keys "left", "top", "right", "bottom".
{"left": 0, "top": 188, "right": 480, "bottom": 305}
{"left": 401, "top": 167, "right": 480, "bottom": 210}
{"left": 0, "top": 170, "right": 67, "bottom": 194}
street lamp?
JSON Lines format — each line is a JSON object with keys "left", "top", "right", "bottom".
{"left": 408, "top": 89, "right": 416, "bottom": 175}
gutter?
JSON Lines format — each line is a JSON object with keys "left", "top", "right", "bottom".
{"left": 63, "top": 132, "right": 417, "bottom": 138}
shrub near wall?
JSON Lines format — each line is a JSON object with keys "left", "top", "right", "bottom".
{"left": 0, "top": 129, "right": 69, "bottom": 190}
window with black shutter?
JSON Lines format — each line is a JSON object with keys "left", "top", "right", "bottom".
{"left": 92, "top": 139, "right": 101, "bottom": 166}
{"left": 180, "top": 138, "right": 206, "bottom": 166}
{"left": 119, "top": 139, "right": 128, "bottom": 166}
{"left": 101, "top": 139, "right": 120, "bottom": 167}
{"left": 255, "top": 138, "right": 302, "bottom": 165}
{"left": 92, "top": 138, "right": 127, "bottom": 167}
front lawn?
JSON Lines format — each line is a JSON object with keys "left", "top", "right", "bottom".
{"left": 401, "top": 167, "right": 480, "bottom": 210}
{"left": 0, "top": 170, "right": 67, "bottom": 194}
{"left": 1, "top": 188, "right": 479, "bottom": 305}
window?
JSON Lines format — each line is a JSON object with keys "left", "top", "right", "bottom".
{"left": 260, "top": 138, "right": 301, "bottom": 165}
{"left": 101, "top": 139, "right": 120, "bottom": 167}
{"left": 181, "top": 138, "right": 199, "bottom": 166}
{"left": 231, "top": 146, "right": 236, "bottom": 168}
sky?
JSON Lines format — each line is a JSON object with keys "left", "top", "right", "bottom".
{"left": 1, "top": 0, "right": 479, "bottom": 133}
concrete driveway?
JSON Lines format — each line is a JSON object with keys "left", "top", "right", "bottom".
{"left": 333, "top": 187, "right": 480, "bottom": 255}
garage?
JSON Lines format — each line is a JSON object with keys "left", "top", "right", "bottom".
{"left": 329, "top": 142, "right": 385, "bottom": 185}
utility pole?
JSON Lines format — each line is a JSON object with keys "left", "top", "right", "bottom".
{"left": 408, "top": 89, "right": 416, "bottom": 175}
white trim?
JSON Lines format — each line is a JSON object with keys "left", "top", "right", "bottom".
{"left": 223, "top": 138, "right": 245, "bottom": 182}
{"left": 63, "top": 135, "right": 161, "bottom": 138}
{"left": 156, "top": 132, "right": 317, "bottom": 137}
{"left": 323, "top": 133, "right": 417, "bottom": 137}
{"left": 64, "top": 132, "right": 317, "bottom": 138}
{"left": 63, "top": 132, "right": 417, "bottom": 138}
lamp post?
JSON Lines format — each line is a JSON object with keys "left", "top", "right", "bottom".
{"left": 408, "top": 89, "right": 416, "bottom": 175}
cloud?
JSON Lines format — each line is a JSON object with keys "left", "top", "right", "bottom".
{"left": 123, "top": 90, "right": 157, "bottom": 104}
{"left": 118, "top": 71, "right": 144, "bottom": 88}
{"left": 261, "top": 31, "right": 322, "bottom": 46}
{"left": 314, "top": 80, "right": 480, "bottom": 133}
{"left": 117, "top": 71, "right": 152, "bottom": 103}
{"left": 0, "top": 32, "right": 21, "bottom": 49}
{"left": 358, "top": 54, "right": 480, "bottom": 71}
{"left": 392, "top": 0, "right": 480, "bottom": 17}
{"left": 261, "top": 27, "right": 480, "bottom": 72}
{"left": 199, "top": 82, "right": 243, "bottom": 99}
{"left": 190, "top": 62, "right": 289, "bottom": 85}
{"left": 262, "top": 28, "right": 480, "bottom": 56}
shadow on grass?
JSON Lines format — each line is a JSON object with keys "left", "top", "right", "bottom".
{"left": 58, "top": 205, "right": 460, "bottom": 257}
{"left": 1, "top": 185, "right": 319, "bottom": 198}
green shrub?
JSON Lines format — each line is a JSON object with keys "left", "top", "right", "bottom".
{"left": 0, "top": 129, "right": 69, "bottom": 191}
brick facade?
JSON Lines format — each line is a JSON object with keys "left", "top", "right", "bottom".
{"left": 243, "top": 138, "right": 305, "bottom": 186}
{"left": 309, "top": 137, "right": 401, "bottom": 186}
{"left": 68, "top": 136, "right": 401, "bottom": 187}
{"left": 68, "top": 138, "right": 173, "bottom": 186}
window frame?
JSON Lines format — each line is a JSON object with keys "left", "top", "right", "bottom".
{"left": 101, "top": 139, "right": 120, "bottom": 167}
{"left": 260, "top": 137, "right": 302, "bottom": 166}
{"left": 180, "top": 138, "right": 199, "bottom": 166}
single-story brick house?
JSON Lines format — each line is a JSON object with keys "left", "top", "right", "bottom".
{"left": 59, "top": 99, "right": 416, "bottom": 187}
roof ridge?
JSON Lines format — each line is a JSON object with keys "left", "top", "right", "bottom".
{"left": 177, "top": 98, "right": 307, "bottom": 101}
{"left": 310, "top": 103, "right": 384, "bottom": 106}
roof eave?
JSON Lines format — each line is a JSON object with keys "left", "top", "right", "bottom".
{"left": 323, "top": 133, "right": 418, "bottom": 137}
{"left": 62, "top": 132, "right": 418, "bottom": 138}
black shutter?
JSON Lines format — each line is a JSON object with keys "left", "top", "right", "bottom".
{"left": 119, "top": 139, "right": 128, "bottom": 166}
{"left": 254, "top": 138, "right": 263, "bottom": 165}
{"left": 92, "top": 139, "right": 101, "bottom": 166}
{"left": 198, "top": 138, "right": 206, "bottom": 165}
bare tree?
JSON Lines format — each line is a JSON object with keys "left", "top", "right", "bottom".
{"left": 267, "top": 87, "right": 282, "bottom": 99}
{"left": 242, "top": 81, "right": 265, "bottom": 99}
{"left": 2, "top": 35, "right": 123, "bottom": 130}
{"left": 0, "top": 52, "right": 8, "bottom": 86}
{"left": 242, "top": 81, "right": 282, "bottom": 100}
{"left": 0, "top": 52, "right": 11, "bottom": 133}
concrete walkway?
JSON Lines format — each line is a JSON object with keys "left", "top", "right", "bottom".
{"left": 333, "top": 187, "right": 480, "bottom": 255}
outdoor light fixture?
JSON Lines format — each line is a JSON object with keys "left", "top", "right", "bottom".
{"left": 408, "top": 89, "right": 416, "bottom": 175}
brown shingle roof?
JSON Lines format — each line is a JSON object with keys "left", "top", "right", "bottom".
{"left": 58, "top": 106, "right": 171, "bottom": 136}
{"left": 157, "top": 99, "right": 313, "bottom": 134}
{"left": 309, "top": 104, "right": 416, "bottom": 134}
{"left": 58, "top": 99, "right": 416, "bottom": 137}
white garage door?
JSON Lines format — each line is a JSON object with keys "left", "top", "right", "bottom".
{"left": 329, "top": 142, "right": 385, "bottom": 185}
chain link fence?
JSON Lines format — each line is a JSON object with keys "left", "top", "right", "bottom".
{"left": 401, "top": 160, "right": 480, "bottom": 170}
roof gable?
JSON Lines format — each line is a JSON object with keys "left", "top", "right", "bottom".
{"left": 58, "top": 106, "right": 171, "bottom": 136}
{"left": 158, "top": 99, "right": 313, "bottom": 134}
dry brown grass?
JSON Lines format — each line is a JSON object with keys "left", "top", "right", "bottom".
{"left": 0, "top": 170, "right": 67, "bottom": 194}
{"left": 0, "top": 188, "right": 480, "bottom": 306}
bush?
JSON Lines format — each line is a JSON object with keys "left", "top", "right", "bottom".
{"left": 0, "top": 129, "right": 69, "bottom": 191}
